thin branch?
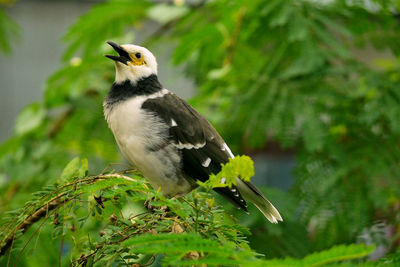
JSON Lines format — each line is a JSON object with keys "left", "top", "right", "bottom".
{"left": 0, "top": 193, "right": 66, "bottom": 256}
{"left": 12, "top": 208, "right": 58, "bottom": 267}
{"left": 59, "top": 234, "right": 64, "bottom": 267}
{"left": 48, "top": 107, "right": 74, "bottom": 138}
{"left": 224, "top": 6, "right": 247, "bottom": 66}
{"left": 0, "top": 172, "right": 142, "bottom": 256}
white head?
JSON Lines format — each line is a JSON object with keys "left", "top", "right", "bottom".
{"left": 105, "top": 41, "right": 158, "bottom": 84}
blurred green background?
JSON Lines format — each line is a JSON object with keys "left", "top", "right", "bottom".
{"left": 0, "top": 0, "right": 400, "bottom": 265}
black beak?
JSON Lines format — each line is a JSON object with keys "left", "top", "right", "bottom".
{"left": 105, "top": 41, "right": 131, "bottom": 65}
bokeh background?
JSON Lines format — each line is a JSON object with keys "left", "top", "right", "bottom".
{"left": 1, "top": 0, "right": 400, "bottom": 266}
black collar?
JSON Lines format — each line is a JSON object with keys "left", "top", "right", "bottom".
{"left": 105, "top": 74, "right": 163, "bottom": 108}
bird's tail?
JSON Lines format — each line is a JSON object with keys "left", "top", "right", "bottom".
{"left": 236, "top": 179, "right": 283, "bottom": 224}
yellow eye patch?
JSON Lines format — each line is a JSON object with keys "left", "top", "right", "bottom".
{"left": 129, "top": 52, "right": 145, "bottom": 65}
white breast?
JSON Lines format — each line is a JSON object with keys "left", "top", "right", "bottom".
{"left": 104, "top": 90, "right": 193, "bottom": 196}
{"left": 104, "top": 95, "right": 168, "bottom": 155}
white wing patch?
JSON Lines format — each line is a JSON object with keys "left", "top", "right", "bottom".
{"left": 171, "top": 119, "right": 177, "bottom": 127}
{"left": 202, "top": 157, "right": 211, "bottom": 167}
{"left": 174, "top": 141, "right": 206, "bottom": 150}
{"left": 220, "top": 177, "right": 226, "bottom": 184}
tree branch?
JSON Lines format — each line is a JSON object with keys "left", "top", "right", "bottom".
{"left": 0, "top": 173, "right": 139, "bottom": 256}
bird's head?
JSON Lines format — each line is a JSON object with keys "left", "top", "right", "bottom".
{"left": 105, "top": 41, "right": 157, "bottom": 84}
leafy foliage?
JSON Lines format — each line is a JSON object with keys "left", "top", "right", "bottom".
{"left": 1, "top": 0, "right": 400, "bottom": 266}
{"left": 0, "top": 158, "right": 264, "bottom": 265}
{"left": 0, "top": 159, "right": 374, "bottom": 266}
{"left": 264, "top": 244, "right": 376, "bottom": 266}
{"left": 0, "top": 6, "right": 19, "bottom": 54}
{"left": 199, "top": 155, "right": 254, "bottom": 189}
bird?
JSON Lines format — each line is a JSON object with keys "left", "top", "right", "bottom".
{"left": 103, "top": 41, "right": 282, "bottom": 223}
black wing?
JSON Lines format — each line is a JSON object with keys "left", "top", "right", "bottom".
{"left": 141, "top": 92, "right": 248, "bottom": 211}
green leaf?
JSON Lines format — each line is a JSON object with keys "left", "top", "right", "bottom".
{"left": 0, "top": 7, "right": 20, "bottom": 54}
{"left": 269, "top": 3, "right": 294, "bottom": 27}
{"left": 288, "top": 12, "right": 309, "bottom": 42}
{"left": 78, "top": 158, "right": 89, "bottom": 177}
{"left": 280, "top": 38, "right": 324, "bottom": 79}
{"left": 147, "top": 3, "right": 189, "bottom": 24}
{"left": 302, "top": 244, "right": 375, "bottom": 266}
{"left": 302, "top": 105, "right": 325, "bottom": 152}
{"left": 62, "top": 0, "right": 151, "bottom": 61}
{"left": 122, "top": 232, "right": 255, "bottom": 266}
{"left": 81, "top": 177, "right": 143, "bottom": 194}
{"left": 14, "top": 103, "right": 45, "bottom": 135}
{"left": 202, "top": 155, "right": 255, "bottom": 189}
{"left": 60, "top": 157, "right": 81, "bottom": 180}
{"left": 264, "top": 244, "right": 375, "bottom": 266}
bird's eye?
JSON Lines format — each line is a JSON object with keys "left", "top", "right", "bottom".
{"left": 135, "top": 52, "right": 141, "bottom": 59}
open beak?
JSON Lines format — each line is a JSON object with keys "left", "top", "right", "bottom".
{"left": 105, "top": 41, "right": 131, "bottom": 65}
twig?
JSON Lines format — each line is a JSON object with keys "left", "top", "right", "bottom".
{"left": 0, "top": 172, "right": 142, "bottom": 256}
{"left": 95, "top": 173, "right": 138, "bottom": 183}
{"left": 59, "top": 234, "right": 64, "bottom": 267}
{"left": 13, "top": 208, "right": 58, "bottom": 267}
{"left": 48, "top": 107, "right": 74, "bottom": 138}
{"left": 0, "top": 193, "right": 67, "bottom": 256}
{"left": 143, "top": 255, "right": 156, "bottom": 266}
{"left": 224, "top": 6, "right": 247, "bottom": 66}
